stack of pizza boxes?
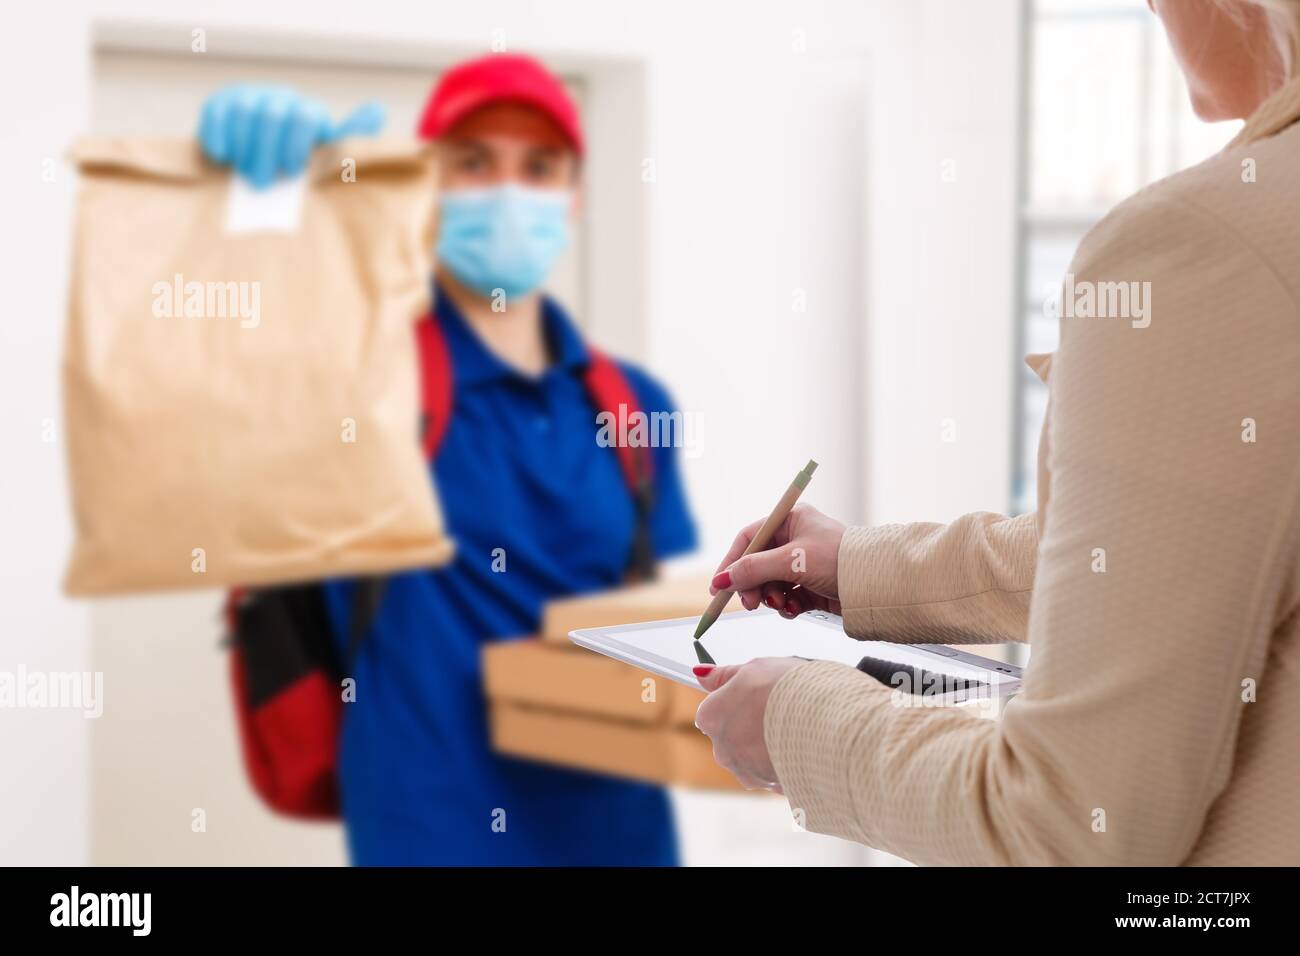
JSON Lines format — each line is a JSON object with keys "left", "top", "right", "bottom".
{"left": 482, "top": 576, "right": 748, "bottom": 791}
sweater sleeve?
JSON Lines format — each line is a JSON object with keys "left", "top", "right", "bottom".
{"left": 766, "top": 195, "right": 1300, "bottom": 865}
{"left": 837, "top": 511, "right": 1038, "bottom": 645}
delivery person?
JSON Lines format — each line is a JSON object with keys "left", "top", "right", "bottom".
{"left": 198, "top": 55, "right": 696, "bottom": 865}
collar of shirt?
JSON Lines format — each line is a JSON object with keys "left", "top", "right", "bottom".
{"left": 433, "top": 283, "right": 591, "bottom": 388}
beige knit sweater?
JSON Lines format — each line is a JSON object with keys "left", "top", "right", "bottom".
{"left": 765, "top": 78, "right": 1300, "bottom": 866}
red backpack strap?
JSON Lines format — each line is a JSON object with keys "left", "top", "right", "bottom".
{"left": 583, "top": 349, "right": 657, "bottom": 581}
{"left": 416, "top": 313, "right": 453, "bottom": 460}
{"left": 416, "top": 319, "right": 657, "bottom": 579}
{"left": 583, "top": 349, "right": 654, "bottom": 492}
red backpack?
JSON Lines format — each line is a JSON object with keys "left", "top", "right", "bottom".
{"left": 225, "top": 313, "right": 656, "bottom": 819}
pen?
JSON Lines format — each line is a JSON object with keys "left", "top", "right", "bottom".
{"left": 693, "top": 458, "right": 819, "bottom": 651}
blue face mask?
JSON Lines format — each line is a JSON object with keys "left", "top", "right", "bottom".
{"left": 436, "top": 185, "right": 572, "bottom": 300}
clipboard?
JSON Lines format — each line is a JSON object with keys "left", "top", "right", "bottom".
{"left": 569, "top": 606, "right": 1023, "bottom": 699}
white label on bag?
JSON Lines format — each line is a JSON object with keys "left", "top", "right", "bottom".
{"left": 225, "top": 174, "right": 307, "bottom": 234}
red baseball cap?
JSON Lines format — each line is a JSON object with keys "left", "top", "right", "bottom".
{"left": 417, "top": 53, "right": 584, "bottom": 156}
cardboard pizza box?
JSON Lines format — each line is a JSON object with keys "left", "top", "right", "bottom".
{"left": 484, "top": 575, "right": 749, "bottom": 791}
{"left": 489, "top": 700, "right": 738, "bottom": 790}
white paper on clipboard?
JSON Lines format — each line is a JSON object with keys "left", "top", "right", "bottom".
{"left": 569, "top": 607, "right": 1022, "bottom": 707}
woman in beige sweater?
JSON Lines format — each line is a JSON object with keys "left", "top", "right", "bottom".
{"left": 694, "top": 0, "right": 1300, "bottom": 866}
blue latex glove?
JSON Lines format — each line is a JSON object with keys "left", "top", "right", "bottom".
{"left": 197, "top": 85, "right": 386, "bottom": 189}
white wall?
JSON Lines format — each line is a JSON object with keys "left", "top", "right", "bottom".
{"left": 0, "top": 0, "right": 1021, "bottom": 865}
{"left": 0, "top": 8, "right": 94, "bottom": 866}
{"left": 863, "top": 0, "right": 1022, "bottom": 525}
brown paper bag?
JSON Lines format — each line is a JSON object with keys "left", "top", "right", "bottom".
{"left": 63, "top": 137, "right": 454, "bottom": 595}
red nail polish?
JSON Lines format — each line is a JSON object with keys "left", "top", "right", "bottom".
{"left": 693, "top": 665, "right": 714, "bottom": 677}
{"left": 765, "top": 594, "right": 779, "bottom": 609}
{"left": 784, "top": 600, "right": 799, "bottom": 616}
{"left": 711, "top": 570, "right": 732, "bottom": 590}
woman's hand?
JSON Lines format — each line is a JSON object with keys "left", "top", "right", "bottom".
{"left": 710, "top": 504, "right": 846, "bottom": 618}
{"left": 693, "top": 658, "right": 806, "bottom": 791}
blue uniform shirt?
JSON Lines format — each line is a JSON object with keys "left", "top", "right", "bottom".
{"left": 322, "top": 288, "right": 696, "bottom": 865}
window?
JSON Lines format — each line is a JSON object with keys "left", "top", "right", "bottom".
{"left": 1011, "top": 0, "right": 1241, "bottom": 512}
